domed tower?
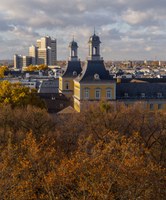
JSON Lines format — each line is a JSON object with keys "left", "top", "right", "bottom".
{"left": 59, "top": 38, "right": 82, "bottom": 98}
{"left": 73, "top": 32, "right": 116, "bottom": 112}
{"left": 88, "top": 32, "right": 101, "bottom": 61}
{"left": 69, "top": 39, "right": 78, "bottom": 61}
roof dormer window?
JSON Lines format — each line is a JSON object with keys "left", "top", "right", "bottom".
{"left": 157, "top": 93, "right": 162, "bottom": 98}
{"left": 124, "top": 93, "right": 128, "bottom": 98}
{"left": 94, "top": 73, "right": 100, "bottom": 80}
{"left": 73, "top": 71, "right": 77, "bottom": 76}
{"left": 141, "top": 93, "right": 145, "bottom": 98}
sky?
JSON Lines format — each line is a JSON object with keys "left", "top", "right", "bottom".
{"left": 0, "top": 0, "right": 166, "bottom": 61}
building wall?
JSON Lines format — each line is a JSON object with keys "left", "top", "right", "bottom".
{"left": 29, "top": 45, "right": 37, "bottom": 65}
{"left": 59, "top": 77, "right": 74, "bottom": 98}
{"left": 22, "top": 56, "right": 32, "bottom": 67}
{"left": 73, "top": 81, "right": 116, "bottom": 112}
{"left": 51, "top": 39, "right": 57, "bottom": 65}
{"left": 117, "top": 99, "right": 166, "bottom": 112}
{"left": 23, "top": 36, "right": 57, "bottom": 66}
{"left": 14, "top": 54, "right": 23, "bottom": 69}
{"left": 37, "top": 49, "right": 47, "bottom": 65}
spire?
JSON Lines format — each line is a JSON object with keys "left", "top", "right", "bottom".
{"left": 88, "top": 31, "right": 102, "bottom": 61}
{"left": 94, "top": 27, "right": 96, "bottom": 35}
{"left": 69, "top": 38, "right": 78, "bottom": 61}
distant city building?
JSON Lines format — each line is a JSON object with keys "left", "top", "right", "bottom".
{"left": 14, "top": 54, "right": 22, "bottom": 69}
{"left": 35, "top": 36, "right": 57, "bottom": 65}
{"left": 14, "top": 36, "right": 57, "bottom": 69}
{"left": 29, "top": 45, "right": 37, "bottom": 65}
{"left": 14, "top": 55, "right": 31, "bottom": 69}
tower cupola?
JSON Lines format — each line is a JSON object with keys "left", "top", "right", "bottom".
{"left": 69, "top": 38, "right": 78, "bottom": 61}
{"left": 88, "top": 32, "right": 102, "bottom": 61}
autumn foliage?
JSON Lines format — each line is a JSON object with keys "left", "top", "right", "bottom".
{"left": 0, "top": 81, "right": 45, "bottom": 108}
{"left": 0, "top": 103, "right": 166, "bottom": 199}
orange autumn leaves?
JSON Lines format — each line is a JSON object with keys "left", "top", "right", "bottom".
{"left": 0, "top": 103, "right": 166, "bottom": 199}
{"left": 0, "top": 131, "right": 165, "bottom": 199}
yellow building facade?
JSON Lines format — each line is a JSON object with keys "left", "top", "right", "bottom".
{"left": 74, "top": 82, "right": 116, "bottom": 112}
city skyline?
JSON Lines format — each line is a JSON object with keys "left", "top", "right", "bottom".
{"left": 1, "top": 0, "right": 166, "bottom": 61}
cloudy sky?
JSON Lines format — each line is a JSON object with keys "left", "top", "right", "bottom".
{"left": 0, "top": 0, "right": 166, "bottom": 61}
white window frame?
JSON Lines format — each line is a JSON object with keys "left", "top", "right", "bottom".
{"left": 141, "top": 93, "right": 145, "bottom": 98}
{"left": 106, "top": 89, "right": 112, "bottom": 99}
{"left": 84, "top": 88, "right": 89, "bottom": 99}
{"left": 95, "top": 89, "right": 101, "bottom": 100}
{"left": 150, "top": 104, "right": 154, "bottom": 110}
{"left": 157, "top": 93, "right": 162, "bottom": 98}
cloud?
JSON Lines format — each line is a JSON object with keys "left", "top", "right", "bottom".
{"left": 0, "top": 0, "right": 166, "bottom": 60}
{"left": 122, "top": 9, "right": 152, "bottom": 25}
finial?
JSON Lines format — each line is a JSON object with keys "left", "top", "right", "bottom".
{"left": 94, "top": 27, "right": 96, "bottom": 35}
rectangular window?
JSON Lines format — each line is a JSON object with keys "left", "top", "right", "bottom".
{"left": 158, "top": 104, "right": 162, "bottom": 110}
{"left": 141, "top": 93, "right": 145, "bottom": 98}
{"left": 84, "top": 88, "right": 89, "bottom": 99}
{"left": 65, "top": 82, "right": 69, "bottom": 90}
{"left": 95, "top": 89, "right": 101, "bottom": 99}
{"left": 157, "top": 93, "right": 162, "bottom": 98}
{"left": 106, "top": 89, "right": 112, "bottom": 99}
{"left": 150, "top": 104, "right": 154, "bottom": 110}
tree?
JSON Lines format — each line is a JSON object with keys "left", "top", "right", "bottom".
{"left": 0, "top": 66, "right": 8, "bottom": 78}
{"left": 0, "top": 81, "right": 45, "bottom": 109}
{"left": 24, "top": 64, "right": 48, "bottom": 71}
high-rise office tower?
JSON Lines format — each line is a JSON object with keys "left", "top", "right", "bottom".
{"left": 29, "top": 45, "right": 37, "bottom": 65}
{"left": 14, "top": 54, "right": 32, "bottom": 69}
{"left": 35, "top": 36, "right": 57, "bottom": 65}
{"left": 14, "top": 36, "right": 57, "bottom": 69}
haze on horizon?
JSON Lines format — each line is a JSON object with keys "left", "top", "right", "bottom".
{"left": 0, "top": 0, "right": 166, "bottom": 61}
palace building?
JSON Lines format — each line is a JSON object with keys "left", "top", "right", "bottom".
{"left": 59, "top": 33, "right": 166, "bottom": 113}
{"left": 73, "top": 33, "right": 116, "bottom": 112}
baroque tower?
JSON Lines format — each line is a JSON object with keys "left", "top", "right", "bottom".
{"left": 88, "top": 32, "right": 101, "bottom": 61}
{"left": 69, "top": 39, "right": 78, "bottom": 61}
{"left": 59, "top": 39, "right": 82, "bottom": 98}
{"left": 73, "top": 32, "right": 116, "bottom": 112}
